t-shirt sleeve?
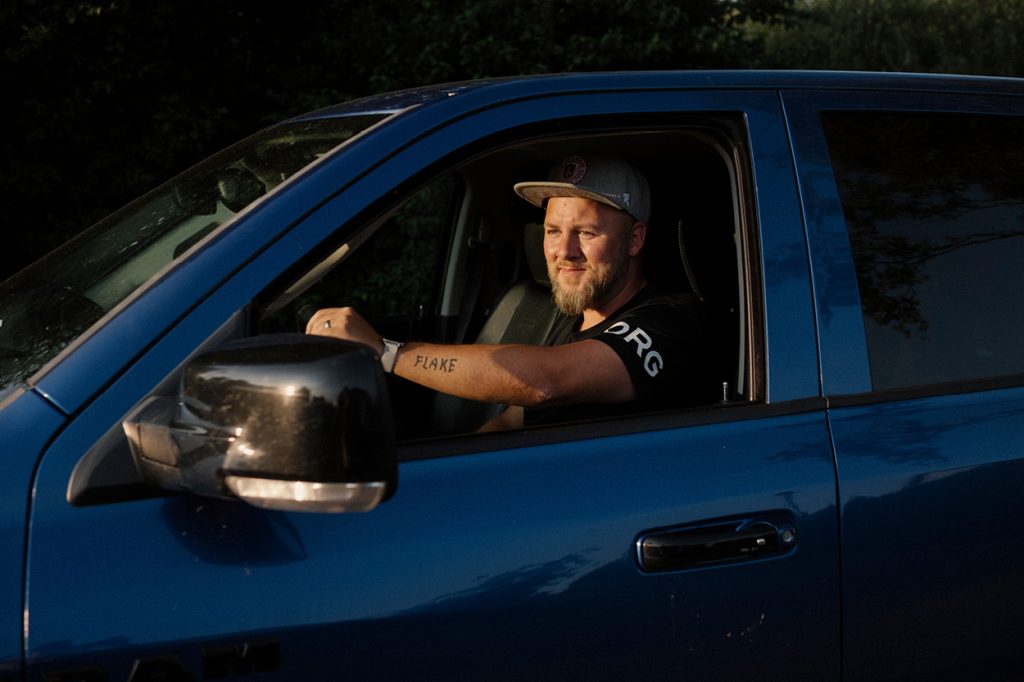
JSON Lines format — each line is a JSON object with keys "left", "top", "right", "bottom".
{"left": 589, "top": 298, "right": 708, "bottom": 404}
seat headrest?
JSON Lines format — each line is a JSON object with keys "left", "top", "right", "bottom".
{"left": 522, "top": 223, "right": 550, "bottom": 287}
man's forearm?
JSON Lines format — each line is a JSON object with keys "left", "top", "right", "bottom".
{"left": 394, "top": 342, "right": 557, "bottom": 406}
{"left": 306, "top": 306, "right": 634, "bottom": 407}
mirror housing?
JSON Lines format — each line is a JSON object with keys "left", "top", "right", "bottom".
{"left": 123, "top": 334, "right": 397, "bottom": 513}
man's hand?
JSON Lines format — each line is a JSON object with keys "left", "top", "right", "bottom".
{"left": 305, "top": 307, "right": 384, "bottom": 356}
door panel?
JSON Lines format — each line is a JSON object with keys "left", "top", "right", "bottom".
{"left": 830, "top": 390, "right": 1024, "bottom": 680}
{"left": 27, "top": 409, "right": 837, "bottom": 680}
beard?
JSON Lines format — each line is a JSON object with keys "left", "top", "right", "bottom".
{"left": 548, "top": 236, "right": 632, "bottom": 316}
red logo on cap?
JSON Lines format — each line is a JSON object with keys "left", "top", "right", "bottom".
{"left": 559, "top": 156, "right": 587, "bottom": 185}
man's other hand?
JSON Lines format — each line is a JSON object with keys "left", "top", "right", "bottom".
{"left": 305, "top": 307, "right": 385, "bottom": 356}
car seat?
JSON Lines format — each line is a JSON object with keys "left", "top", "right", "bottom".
{"left": 429, "top": 223, "right": 558, "bottom": 433}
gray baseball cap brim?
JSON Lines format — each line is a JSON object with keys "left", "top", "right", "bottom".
{"left": 513, "top": 154, "right": 651, "bottom": 223}
{"left": 514, "top": 182, "right": 628, "bottom": 215}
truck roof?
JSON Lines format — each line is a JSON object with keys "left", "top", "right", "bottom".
{"left": 298, "top": 69, "right": 1024, "bottom": 119}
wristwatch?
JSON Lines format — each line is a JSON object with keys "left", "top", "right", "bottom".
{"left": 380, "top": 338, "right": 404, "bottom": 373}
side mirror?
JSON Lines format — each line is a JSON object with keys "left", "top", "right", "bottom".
{"left": 123, "top": 334, "right": 397, "bottom": 513}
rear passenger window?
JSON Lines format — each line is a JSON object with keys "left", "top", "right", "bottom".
{"left": 823, "top": 112, "right": 1024, "bottom": 390}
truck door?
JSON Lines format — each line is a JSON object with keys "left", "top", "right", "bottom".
{"left": 25, "top": 86, "right": 840, "bottom": 681}
{"left": 788, "top": 88, "right": 1024, "bottom": 680}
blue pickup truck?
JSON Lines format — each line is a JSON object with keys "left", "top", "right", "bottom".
{"left": 2, "top": 71, "right": 1024, "bottom": 680}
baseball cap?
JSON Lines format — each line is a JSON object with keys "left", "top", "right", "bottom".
{"left": 514, "top": 154, "right": 650, "bottom": 224}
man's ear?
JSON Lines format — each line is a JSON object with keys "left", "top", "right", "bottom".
{"left": 628, "top": 221, "right": 647, "bottom": 256}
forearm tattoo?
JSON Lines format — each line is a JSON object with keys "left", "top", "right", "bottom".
{"left": 413, "top": 354, "right": 458, "bottom": 373}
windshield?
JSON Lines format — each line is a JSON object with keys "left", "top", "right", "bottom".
{"left": 0, "top": 114, "right": 388, "bottom": 397}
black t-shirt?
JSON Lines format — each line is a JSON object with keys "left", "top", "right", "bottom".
{"left": 524, "top": 285, "right": 714, "bottom": 426}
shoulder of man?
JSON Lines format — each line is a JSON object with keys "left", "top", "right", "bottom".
{"left": 593, "top": 289, "right": 707, "bottom": 392}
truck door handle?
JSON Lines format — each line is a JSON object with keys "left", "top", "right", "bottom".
{"left": 636, "top": 517, "right": 797, "bottom": 573}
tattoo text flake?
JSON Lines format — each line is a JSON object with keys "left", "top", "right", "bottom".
{"left": 414, "top": 354, "right": 458, "bottom": 373}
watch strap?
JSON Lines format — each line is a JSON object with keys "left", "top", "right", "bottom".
{"left": 380, "top": 338, "right": 403, "bottom": 373}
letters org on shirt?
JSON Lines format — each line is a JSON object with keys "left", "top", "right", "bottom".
{"left": 604, "top": 321, "right": 663, "bottom": 377}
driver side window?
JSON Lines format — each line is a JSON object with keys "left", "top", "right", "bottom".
{"left": 258, "top": 124, "right": 749, "bottom": 441}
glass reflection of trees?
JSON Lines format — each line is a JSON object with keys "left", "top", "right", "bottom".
{"left": 824, "top": 112, "right": 1024, "bottom": 337}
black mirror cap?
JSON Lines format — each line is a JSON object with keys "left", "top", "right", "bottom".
{"left": 127, "top": 334, "right": 397, "bottom": 511}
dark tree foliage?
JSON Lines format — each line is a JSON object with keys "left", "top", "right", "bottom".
{"left": 754, "top": 0, "right": 1024, "bottom": 76}
{"left": 1, "top": 0, "right": 793, "bottom": 281}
